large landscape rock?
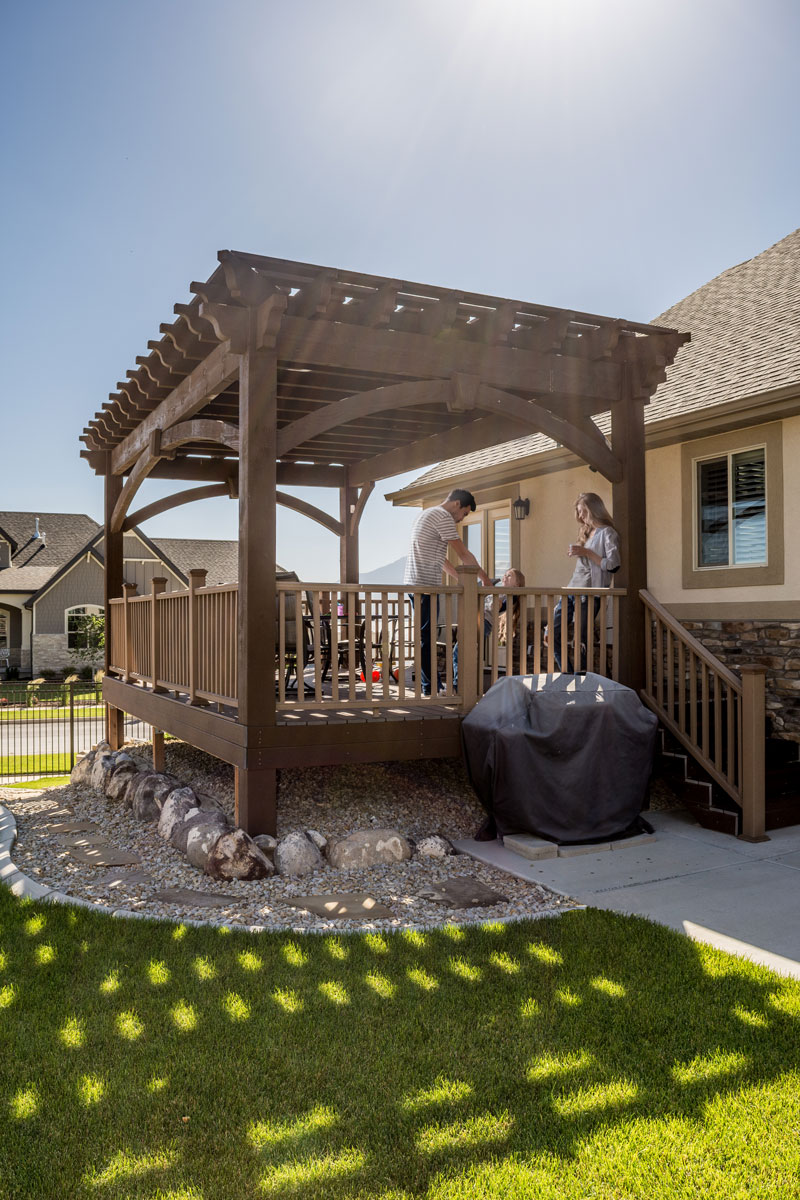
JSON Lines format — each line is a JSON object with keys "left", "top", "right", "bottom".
{"left": 129, "top": 773, "right": 180, "bottom": 822}
{"left": 274, "top": 830, "right": 325, "bottom": 876}
{"left": 70, "top": 749, "right": 96, "bottom": 785}
{"left": 326, "top": 829, "right": 412, "bottom": 869}
{"left": 186, "top": 820, "right": 229, "bottom": 870}
{"left": 171, "top": 809, "right": 229, "bottom": 856}
{"left": 157, "top": 788, "right": 199, "bottom": 843}
{"left": 105, "top": 765, "right": 139, "bottom": 803}
{"left": 89, "top": 753, "right": 116, "bottom": 792}
{"left": 205, "top": 829, "right": 274, "bottom": 880}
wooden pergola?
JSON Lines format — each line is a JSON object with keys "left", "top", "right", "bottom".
{"left": 81, "top": 251, "right": 688, "bottom": 834}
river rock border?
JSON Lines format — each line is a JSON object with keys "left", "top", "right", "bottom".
{"left": 71, "top": 744, "right": 454, "bottom": 881}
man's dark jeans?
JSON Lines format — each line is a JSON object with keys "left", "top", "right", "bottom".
{"left": 409, "top": 593, "right": 457, "bottom": 694}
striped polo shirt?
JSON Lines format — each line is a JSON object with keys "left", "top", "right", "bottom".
{"left": 404, "top": 506, "right": 459, "bottom": 587}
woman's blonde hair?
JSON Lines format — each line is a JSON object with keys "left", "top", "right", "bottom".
{"left": 498, "top": 568, "right": 526, "bottom": 644}
{"left": 575, "top": 492, "right": 615, "bottom": 539}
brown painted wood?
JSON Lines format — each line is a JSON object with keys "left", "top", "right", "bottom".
{"left": 122, "top": 484, "right": 231, "bottom": 531}
{"left": 276, "top": 491, "right": 343, "bottom": 537}
{"left": 238, "top": 335, "right": 278, "bottom": 728}
{"left": 235, "top": 766, "right": 277, "bottom": 836}
{"left": 612, "top": 376, "right": 647, "bottom": 692}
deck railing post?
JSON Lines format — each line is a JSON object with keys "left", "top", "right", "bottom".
{"left": 122, "top": 583, "right": 138, "bottom": 683}
{"left": 188, "top": 569, "right": 207, "bottom": 706}
{"left": 150, "top": 577, "right": 167, "bottom": 694}
{"left": 457, "top": 566, "right": 480, "bottom": 711}
{"left": 739, "top": 663, "right": 768, "bottom": 842}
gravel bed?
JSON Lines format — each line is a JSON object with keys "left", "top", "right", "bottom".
{"left": 1, "top": 745, "right": 577, "bottom": 933}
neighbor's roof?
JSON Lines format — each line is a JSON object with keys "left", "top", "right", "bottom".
{"left": 397, "top": 228, "right": 800, "bottom": 496}
{"left": 0, "top": 511, "right": 101, "bottom": 591}
{"left": 149, "top": 538, "right": 239, "bottom": 586}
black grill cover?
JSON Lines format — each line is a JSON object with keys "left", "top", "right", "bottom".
{"left": 462, "top": 673, "right": 658, "bottom": 843}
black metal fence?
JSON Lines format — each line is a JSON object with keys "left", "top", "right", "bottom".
{"left": 0, "top": 681, "right": 150, "bottom": 780}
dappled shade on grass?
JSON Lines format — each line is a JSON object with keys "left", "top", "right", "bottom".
{"left": 1, "top": 887, "right": 799, "bottom": 1198}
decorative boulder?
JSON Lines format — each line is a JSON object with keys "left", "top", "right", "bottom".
{"left": 172, "top": 809, "right": 229, "bottom": 856}
{"left": 205, "top": 829, "right": 274, "bottom": 880}
{"left": 326, "top": 829, "right": 412, "bottom": 869}
{"left": 105, "top": 766, "right": 139, "bottom": 804}
{"left": 274, "top": 830, "right": 325, "bottom": 877}
{"left": 252, "top": 833, "right": 277, "bottom": 860}
{"left": 129, "top": 773, "right": 180, "bottom": 822}
{"left": 157, "top": 788, "right": 199, "bottom": 843}
{"left": 186, "top": 820, "right": 229, "bottom": 871}
{"left": 306, "top": 829, "right": 327, "bottom": 852}
{"left": 416, "top": 835, "right": 454, "bottom": 859}
{"left": 70, "top": 750, "right": 96, "bottom": 785}
{"left": 89, "top": 753, "right": 116, "bottom": 792}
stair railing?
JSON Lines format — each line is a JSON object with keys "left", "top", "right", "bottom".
{"left": 640, "top": 589, "right": 767, "bottom": 840}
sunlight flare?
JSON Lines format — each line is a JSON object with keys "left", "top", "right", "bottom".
{"left": 170, "top": 1000, "right": 198, "bottom": 1032}
{"left": 10, "top": 1084, "right": 40, "bottom": 1119}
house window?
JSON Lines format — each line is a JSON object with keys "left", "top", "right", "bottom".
{"left": 0, "top": 613, "right": 8, "bottom": 649}
{"left": 66, "top": 605, "right": 103, "bottom": 649}
{"left": 697, "top": 447, "right": 766, "bottom": 568}
{"left": 681, "top": 422, "right": 783, "bottom": 590}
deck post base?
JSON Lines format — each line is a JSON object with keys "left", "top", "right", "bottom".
{"left": 235, "top": 765, "right": 277, "bottom": 837}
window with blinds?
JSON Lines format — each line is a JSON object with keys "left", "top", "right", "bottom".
{"left": 697, "top": 447, "right": 766, "bottom": 567}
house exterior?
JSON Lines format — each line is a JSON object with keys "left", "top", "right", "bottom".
{"left": 389, "top": 228, "right": 800, "bottom": 740}
{"left": 0, "top": 511, "right": 237, "bottom": 676}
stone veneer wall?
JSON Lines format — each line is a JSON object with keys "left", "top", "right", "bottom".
{"left": 679, "top": 619, "right": 800, "bottom": 742}
{"left": 31, "top": 633, "right": 86, "bottom": 676}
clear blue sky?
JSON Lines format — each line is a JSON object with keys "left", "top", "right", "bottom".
{"left": 1, "top": 0, "right": 798, "bottom": 578}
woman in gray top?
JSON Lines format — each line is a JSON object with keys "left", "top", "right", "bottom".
{"left": 553, "top": 492, "right": 621, "bottom": 671}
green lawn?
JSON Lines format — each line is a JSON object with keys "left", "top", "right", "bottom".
{"left": 3, "top": 775, "right": 72, "bottom": 789}
{"left": 0, "top": 753, "right": 73, "bottom": 776}
{"left": 0, "top": 704, "right": 104, "bottom": 720}
{"left": 1, "top": 893, "right": 798, "bottom": 1198}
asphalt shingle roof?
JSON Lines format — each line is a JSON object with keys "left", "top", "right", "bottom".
{"left": 400, "top": 228, "right": 800, "bottom": 492}
{"left": 0, "top": 511, "right": 101, "bottom": 591}
{"left": 149, "top": 538, "right": 238, "bottom": 586}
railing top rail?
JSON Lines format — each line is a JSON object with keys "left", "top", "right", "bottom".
{"left": 640, "top": 588, "right": 742, "bottom": 691}
{"left": 478, "top": 585, "right": 627, "bottom": 596}
{"left": 195, "top": 582, "right": 238, "bottom": 597}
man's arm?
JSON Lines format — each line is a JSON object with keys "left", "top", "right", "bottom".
{"left": 448, "top": 538, "right": 493, "bottom": 586}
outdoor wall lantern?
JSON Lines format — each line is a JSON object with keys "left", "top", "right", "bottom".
{"left": 512, "top": 497, "right": 530, "bottom": 521}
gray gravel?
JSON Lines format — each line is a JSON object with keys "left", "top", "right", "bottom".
{"left": 1, "top": 744, "right": 576, "bottom": 933}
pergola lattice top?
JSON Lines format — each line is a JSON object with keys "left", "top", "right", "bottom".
{"left": 82, "top": 250, "right": 688, "bottom": 494}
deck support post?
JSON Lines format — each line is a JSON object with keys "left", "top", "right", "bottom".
{"left": 739, "top": 663, "right": 768, "bottom": 842}
{"left": 457, "top": 565, "right": 480, "bottom": 712}
{"left": 235, "top": 315, "right": 279, "bottom": 835}
{"left": 104, "top": 455, "right": 125, "bottom": 750}
{"left": 611, "top": 370, "right": 647, "bottom": 694}
{"left": 152, "top": 730, "right": 166, "bottom": 773}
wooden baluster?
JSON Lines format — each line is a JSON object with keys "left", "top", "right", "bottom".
{"left": 458, "top": 566, "right": 479, "bottom": 710}
{"left": 188, "top": 569, "right": 207, "bottom": 706}
{"left": 122, "top": 583, "right": 137, "bottom": 684}
{"left": 150, "top": 577, "right": 167, "bottom": 694}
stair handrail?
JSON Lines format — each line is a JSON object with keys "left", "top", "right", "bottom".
{"left": 640, "top": 588, "right": 766, "bottom": 841}
{"left": 640, "top": 589, "right": 741, "bottom": 688}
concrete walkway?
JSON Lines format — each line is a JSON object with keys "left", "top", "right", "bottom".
{"left": 456, "top": 809, "right": 800, "bottom": 980}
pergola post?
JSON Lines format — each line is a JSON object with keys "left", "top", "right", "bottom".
{"left": 235, "top": 327, "right": 279, "bottom": 835}
{"left": 339, "top": 478, "right": 360, "bottom": 584}
{"left": 611, "top": 368, "right": 648, "bottom": 695}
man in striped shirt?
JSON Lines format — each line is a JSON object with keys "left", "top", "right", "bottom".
{"left": 404, "top": 489, "right": 492, "bottom": 695}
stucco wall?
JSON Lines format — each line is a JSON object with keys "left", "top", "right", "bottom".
{"left": 517, "top": 465, "right": 609, "bottom": 587}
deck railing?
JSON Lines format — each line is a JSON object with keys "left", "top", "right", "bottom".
{"left": 107, "top": 571, "right": 625, "bottom": 715}
{"left": 640, "top": 589, "right": 766, "bottom": 839}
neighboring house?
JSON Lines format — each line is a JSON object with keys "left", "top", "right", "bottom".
{"left": 389, "top": 228, "right": 800, "bottom": 739}
{"left": 0, "top": 511, "right": 237, "bottom": 676}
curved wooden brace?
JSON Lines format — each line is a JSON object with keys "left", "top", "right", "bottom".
{"left": 276, "top": 491, "right": 343, "bottom": 537}
{"left": 121, "top": 484, "right": 232, "bottom": 532}
{"left": 276, "top": 378, "right": 449, "bottom": 457}
{"left": 474, "top": 384, "right": 623, "bottom": 482}
{"left": 111, "top": 421, "right": 242, "bottom": 532}
{"left": 162, "top": 419, "right": 240, "bottom": 454}
{"left": 349, "top": 482, "right": 374, "bottom": 535}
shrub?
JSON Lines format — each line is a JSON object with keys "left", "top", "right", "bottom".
{"left": 5, "top": 665, "right": 20, "bottom": 680}
{"left": 79, "top": 665, "right": 95, "bottom": 681}
{"left": 39, "top": 668, "right": 57, "bottom": 679}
